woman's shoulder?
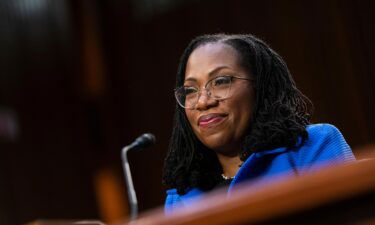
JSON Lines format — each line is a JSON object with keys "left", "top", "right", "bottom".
{"left": 305, "top": 123, "right": 349, "bottom": 148}
{"left": 306, "top": 123, "right": 342, "bottom": 136}
{"left": 300, "top": 123, "right": 356, "bottom": 164}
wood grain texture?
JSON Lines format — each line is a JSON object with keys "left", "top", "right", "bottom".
{"left": 117, "top": 155, "right": 375, "bottom": 225}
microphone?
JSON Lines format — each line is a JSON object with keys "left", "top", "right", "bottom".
{"left": 127, "top": 133, "right": 156, "bottom": 150}
{"left": 121, "top": 133, "right": 156, "bottom": 221}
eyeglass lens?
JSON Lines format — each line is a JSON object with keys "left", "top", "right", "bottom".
{"left": 176, "top": 76, "right": 232, "bottom": 108}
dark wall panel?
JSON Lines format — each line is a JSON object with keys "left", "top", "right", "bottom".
{"left": 0, "top": 0, "right": 374, "bottom": 224}
{"left": 0, "top": 1, "right": 99, "bottom": 224}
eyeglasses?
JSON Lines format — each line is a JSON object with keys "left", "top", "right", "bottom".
{"left": 174, "top": 75, "right": 251, "bottom": 109}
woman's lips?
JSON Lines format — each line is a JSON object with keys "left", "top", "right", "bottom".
{"left": 198, "top": 113, "right": 228, "bottom": 128}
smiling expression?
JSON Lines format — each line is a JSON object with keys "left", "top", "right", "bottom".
{"left": 184, "top": 42, "right": 254, "bottom": 156}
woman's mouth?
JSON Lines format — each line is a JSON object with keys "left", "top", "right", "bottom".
{"left": 198, "top": 113, "right": 228, "bottom": 128}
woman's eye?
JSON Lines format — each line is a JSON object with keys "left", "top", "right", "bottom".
{"left": 184, "top": 87, "right": 198, "bottom": 95}
{"left": 212, "top": 76, "right": 232, "bottom": 86}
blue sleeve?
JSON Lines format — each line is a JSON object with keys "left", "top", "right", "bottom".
{"left": 299, "top": 124, "right": 356, "bottom": 171}
{"left": 164, "top": 188, "right": 204, "bottom": 214}
{"left": 164, "top": 189, "right": 180, "bottom": 214}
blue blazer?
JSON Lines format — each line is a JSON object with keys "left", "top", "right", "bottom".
{"left": 165, "top": 124, "right": 356, "bottom": 213}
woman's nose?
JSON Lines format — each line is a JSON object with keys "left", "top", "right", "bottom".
{"left": 195, "top": 89, "right": 218, "bottom": 110}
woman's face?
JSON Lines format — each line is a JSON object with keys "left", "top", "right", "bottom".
{"left": 184, "top": 42, "right": 254, "bottom": 156}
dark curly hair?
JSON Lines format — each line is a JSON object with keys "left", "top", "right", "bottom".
{"left": 163, "top": 34, "right": 313, "bottom": 195}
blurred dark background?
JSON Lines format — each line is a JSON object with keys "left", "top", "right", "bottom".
{"left": 0, "top": 0, "right": 374, "bottom": 224}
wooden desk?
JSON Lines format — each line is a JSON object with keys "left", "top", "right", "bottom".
{"left": 26, "top": 220, "right": 105, "bottom": 225}
{"left": 118, "top": 158, "right": 375, "bottom": 225}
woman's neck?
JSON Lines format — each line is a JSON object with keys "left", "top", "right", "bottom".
{"left": 216, "top": 153, "right": 242, "bottom": 178}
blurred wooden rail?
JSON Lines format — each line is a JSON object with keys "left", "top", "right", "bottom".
{"left": 117, "top": 155, "right": 375, "bottom": 225}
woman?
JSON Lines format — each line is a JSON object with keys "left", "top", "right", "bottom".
{"left": 163, "top": 34, "right": 355, "bottom": 212}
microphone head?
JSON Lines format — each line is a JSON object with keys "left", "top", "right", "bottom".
{"left": 134, "top": 133, "right": 156, "bottom": 148}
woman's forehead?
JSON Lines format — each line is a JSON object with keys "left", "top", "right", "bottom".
{"left": 184, "top": 42, "right": 242, "bottom": 80}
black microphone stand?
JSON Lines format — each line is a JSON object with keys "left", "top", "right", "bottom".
{"left": 121, "top": 144, "right": 138, "bottom": 221}
{"left": 121, "top": 133, "right": 155, "bottom": 221}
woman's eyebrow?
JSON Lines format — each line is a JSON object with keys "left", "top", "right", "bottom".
{"left": 207, "top": 66, "right": 230, "bottom": 78}
{"left": 184, "top": 66, "right": 231, "bottom": 83}
{"left": 184, "top": 77, "right": 197, "bottom": 83}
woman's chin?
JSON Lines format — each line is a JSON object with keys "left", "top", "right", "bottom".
{"left": 199, "top": 133, "right": 225, "bottom": 147}
{"left": 201, "top": 136, "right": 240, "bottom": 156}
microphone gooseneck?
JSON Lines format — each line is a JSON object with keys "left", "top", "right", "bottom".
{"left": 121, "top": 133, "right": 156, "bottom": 221}
{"left": 131, "top": 133, "right": 156, "bottom": 149}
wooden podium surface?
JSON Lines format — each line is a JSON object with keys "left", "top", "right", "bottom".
{"left": 118, "top": 157, "right": 375, "bottom": 225}
{"left": 26, "top": 220, "right": 105, "bottom": 225}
